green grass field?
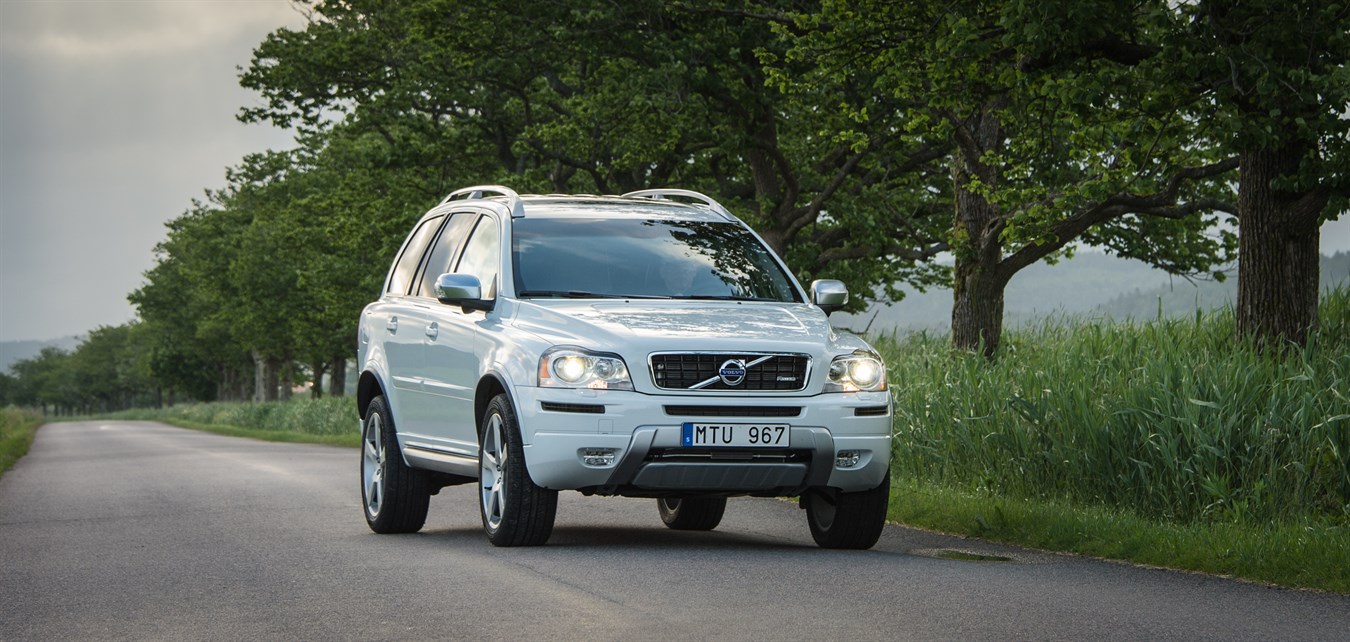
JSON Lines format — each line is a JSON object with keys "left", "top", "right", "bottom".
{"left": 876, "top": 288, "right": 1348, "bottom": 592}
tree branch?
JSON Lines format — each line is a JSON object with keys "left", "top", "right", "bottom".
{"left": 997, "top": 158, "right": 1239, "bottom": 278}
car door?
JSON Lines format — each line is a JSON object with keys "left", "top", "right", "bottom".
{"left": 372, "top": 214, "right": 445, "bottom": 414}
{"left": 418, "top": 212, "right": 501, "bottom": 456}
{"left": 396, "top": 211, "right": 479, "bottom": 453}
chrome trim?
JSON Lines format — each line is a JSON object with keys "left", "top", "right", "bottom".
{"left": 688, "top": 354, "right": 775, "bottom": 389}
{"left": 403, "top": 443, "right": 479, "bottom": 478}
{"left": 649, "top": 351, "right": 812, "bottom": 392}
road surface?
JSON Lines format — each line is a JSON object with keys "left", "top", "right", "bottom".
{"left": 1, "top": 421, "right": 1346, "bottom": 640}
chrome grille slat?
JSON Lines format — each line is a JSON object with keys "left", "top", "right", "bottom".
{"left": 650, "top": 352, "right": 810, "bottom": 391}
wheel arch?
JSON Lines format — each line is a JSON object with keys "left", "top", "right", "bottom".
{"left": 474, "top": 373, "right": 512, "bottom": 442}
{"left": 357, "top": 370, "right": 387, "bottom": 421}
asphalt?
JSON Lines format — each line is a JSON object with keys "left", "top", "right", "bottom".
{"left": 1, "top": 421, "right": 1347, "bottom": 641}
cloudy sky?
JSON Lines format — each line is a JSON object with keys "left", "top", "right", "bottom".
{"left": 0, "top": 1, "right": 1347, "bottom": 343}
{"left": 0, "top": 0, "right": 304, "bottom": 342}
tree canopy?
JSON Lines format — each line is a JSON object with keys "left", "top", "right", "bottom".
{"left": 7, "top": 0, "right": 1341, "bottom": 407}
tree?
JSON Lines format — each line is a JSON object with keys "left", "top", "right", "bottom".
{"left": 130, "top": 196, "right": 255, "bottom": 402}
{"left": 788, "top": 0, "right": 1238, "bottom": 356}
{"left": 239, "top": 0, "right": 953, "bottom": 309}
{"left": 1176, "top": 1, "right": 1349, "bottom": 348}
{"left": 8, "top": 347, "right": 74, "bottom": 415}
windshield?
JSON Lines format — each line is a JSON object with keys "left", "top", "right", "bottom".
{"left": 512, "top": 217, "right": 801, "bottom": 302}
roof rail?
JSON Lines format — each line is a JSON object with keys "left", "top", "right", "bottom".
{"left": 621, "top": 189, "right": 738, "bottom": 222}
{"left": 440, "top": 185, "right": 525, "bottom": 217}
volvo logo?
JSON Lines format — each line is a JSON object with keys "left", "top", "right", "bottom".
{"left": 718, "top": 359, "right": 747, "bottom": 386}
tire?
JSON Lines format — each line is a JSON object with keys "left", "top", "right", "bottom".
{"left": 805, "top": 474, "right": 890, "bottom": 549}
{"left": 361, "top": 395, "right": 430, "bottom": 534}
{"left": 479, "top": 394, "right": 557, "bottom": 546}
{"left": 658, "top": 497, "right": 727, "bottom": 531}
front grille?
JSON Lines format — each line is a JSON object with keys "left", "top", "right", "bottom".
{"left": 650, "top": 353, "right": 809, "bottom": 391}
{"left": 664, "top": 405, "right": 802, "bottom": 417}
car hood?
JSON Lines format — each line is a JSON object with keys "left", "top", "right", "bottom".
{"left": 510, "top": 299, "right": 871, "bottom": 358}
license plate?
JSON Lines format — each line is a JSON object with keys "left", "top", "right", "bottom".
{"left": 681, "top": 423, "right": 790, "bottom": 448}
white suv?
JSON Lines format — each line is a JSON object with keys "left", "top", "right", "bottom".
{"left": 356, "top": 186, "right": 892, "bottom": 548}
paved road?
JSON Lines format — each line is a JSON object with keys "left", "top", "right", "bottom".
{"left": 1, "top": 421, "right": 1346, "bottom": 641}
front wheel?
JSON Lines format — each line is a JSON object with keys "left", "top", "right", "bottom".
{"left": 361, "top": 395, "right": 430, "bottom": 533}
{"left": 657, "top": 497, "right": 727, "bottom": 531}
{"left": 479, "top": 394, "right": 557, "bottom": 546}
{"left": 804, "top": 475, "right": 890, "bottom": 549}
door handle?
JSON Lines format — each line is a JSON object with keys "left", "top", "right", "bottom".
{"left": 386, "top": 317, "right": 399, "bottom": 333}
{"left": 425, "top": 322, "right": 439, "bottom": 340}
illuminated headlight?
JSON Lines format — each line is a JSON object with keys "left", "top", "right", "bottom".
{"left": 539, "top": 347, "right": 633, "bottom": 390}
{"left": 824, "top": 352, "right": 887, "bottom": 392}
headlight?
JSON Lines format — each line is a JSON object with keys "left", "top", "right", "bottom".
{"left": 824, "top": 352, "right": 887, "bottom": 392}
{"left": 538, "top": 347, "right": 633, "bottom": 390}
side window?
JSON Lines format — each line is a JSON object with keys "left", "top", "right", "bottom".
{"left": 415, "top": 212, "right": 477, "bottom": 298}
{"left": 385, "top": 215, "right": 444, "bottom": 295}
{"left": 455, "top": 216, "right": 501, "bottom": 300}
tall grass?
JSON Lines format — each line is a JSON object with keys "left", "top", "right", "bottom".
{"left": 106, "top": 396, "right": 358, "bottom": 437}
{"left": 1, "top": 405, "right": 44, "bottom": 476}
{"left": 878, "top": 288, "right": 1349, "bottom": 526}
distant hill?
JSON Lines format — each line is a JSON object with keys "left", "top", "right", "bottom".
{"left": 837, "top": 252, "right": 1350, "bottom": 335}
{"left": 1, "top": 336, "right": 82, "bottom": 374}
{"left": 1098, "top": 252, "right": 1350, "bottom": 320}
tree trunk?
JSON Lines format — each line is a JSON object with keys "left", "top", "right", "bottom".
{"left": 949, "top": 109, "right": 1010, "bottom": 359}
{"left": 253, "top": 351, "right": 266, "bottom": 402}
{"left": 329, "top": 356, "right": 347, "bottom": 398}
{"left": 1235, "top": 145, "right": 1325, "bottom": 350}
{"left": 279, "top": 359, "right": 294, "bottom": 402}
{"left": 310, "top": 360, "right": 327, "bottom": 399}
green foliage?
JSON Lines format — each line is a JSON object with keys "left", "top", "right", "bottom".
{"left": 1174, "top": 0, "right": 1349, "bottom": 210}
{"left": 782, "top": 0, "right": 1241, "bottom": 354}
{"left": 4, "top": 324, "right": 163, "bottom": 413}
{"left": 879, "top": 288, "right": 1350, "bottom": 526}
{"left": 0, "top": 406, "right": 43, "bottom": 477}
{"left": 15, "top": 0, "right": 1341, "bottom": 415}
{"left": 105, "top": 396, "right": 356, "bottom": 438}
{"left": 237, "top": 0, "right": 953, "bottom": 311}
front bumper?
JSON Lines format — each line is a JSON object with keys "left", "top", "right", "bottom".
{"left": 514, "top": 386, "right": 891, "bottom": 495}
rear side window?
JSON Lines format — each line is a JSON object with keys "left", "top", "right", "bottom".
{"left": 385, "top": 215, "right": 444, "bottom": 295}
{"left": 455, "top": 216, "right": 501, "bottom": 299}
{"left": 415, "top": 212, "right": 478, "bottom": 298}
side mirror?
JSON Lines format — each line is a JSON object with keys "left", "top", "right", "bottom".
{"left": 809, "top": 279, "right": 848, "bottom": 316}
{"left": 435, "top": 273, "right": 493, "bottom": 312}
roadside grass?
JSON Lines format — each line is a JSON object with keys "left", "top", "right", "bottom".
{"left": 1, "top": 406, "right": 44, "bottom": 477}
{"left": 97, "top": 397, "right": 360, "bottom": 448}
{"left": 888, "top": 479, "right": 1349, "bottom": 593}
{"left": 876, "top": 287, "right": 1349, "bottom": 593}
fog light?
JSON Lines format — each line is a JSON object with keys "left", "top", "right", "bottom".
{"left": 581, "top": 448, "right": 617, "bottom": 467}
{"left": 835, "top": 450, "right": 862, "bottom": 469}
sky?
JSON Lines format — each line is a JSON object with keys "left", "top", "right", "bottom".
{"left": 0, "top": 0, "right": 305, "bottom": 342}
{"left": 0, "top": 1, "right": 1348, "bottom": 344}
